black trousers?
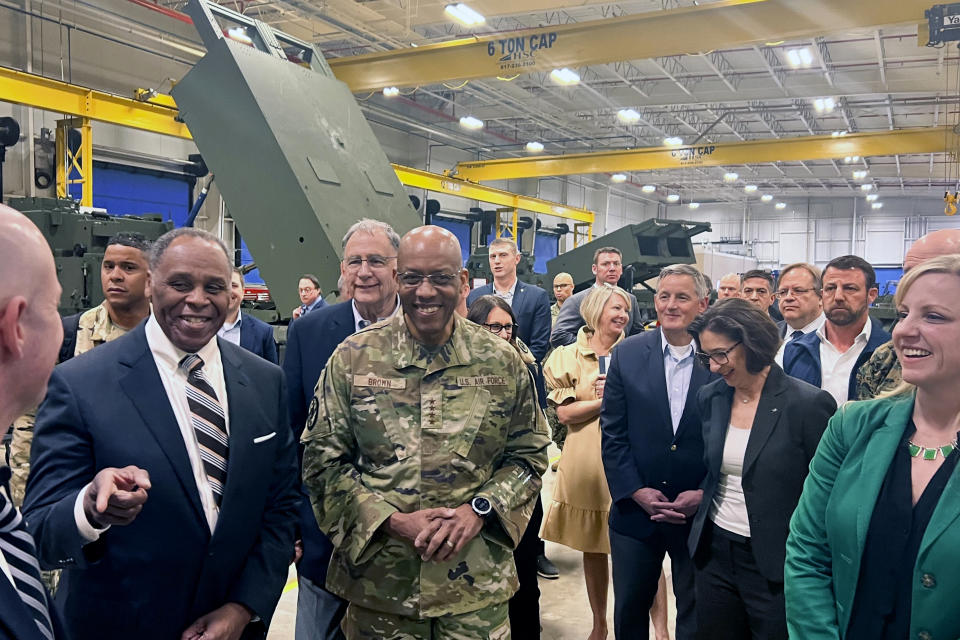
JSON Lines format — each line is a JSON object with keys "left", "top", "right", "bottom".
{"left": 693, "top": 525, "right": 787, "bottom": 640}
{"left": 610, "top": 525, "right": 696, "bottom": 640}
{"left": 509, "top": 494, "right": 543, "bottom": 638}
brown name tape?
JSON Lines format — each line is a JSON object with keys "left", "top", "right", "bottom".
{"left": 353, "top": 374, "right": 406, "bottom": 390}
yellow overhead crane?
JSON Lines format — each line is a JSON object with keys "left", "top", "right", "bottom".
{"left": 0, "top": 66, "right": 593, "bottom": 226}
{"left": 327, "top": 0, "right": 929, "bottom": 93}
{"left": 454, "top": 128, "right": 960, "bottom": 181}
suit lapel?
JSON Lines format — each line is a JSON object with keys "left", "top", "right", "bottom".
{"left": 674, "top": 357, "right": 710, "bottom": 439}
{"left": 238, "top": 322, "right": 253, "bottom": 352}
{"left": 742, "top": 367, "right": 787, "bottom": 477}
{"left": 647, "top": 330, "right": 673, "bottom": 435}
{"left": 855, "top": 399, "right": 913, "bottom": 553}
{"left": 118, "top": 328, "right": 206, "bottom": 525}
{"left": 708, "top": 387, "right": 732, "bottom": 479}
{"left": 0, "top": 576, "right": 45, "bottom": 640}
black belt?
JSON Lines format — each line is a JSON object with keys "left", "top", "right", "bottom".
{"left": 711, "top": 521, "right": 751, "bottom": 546}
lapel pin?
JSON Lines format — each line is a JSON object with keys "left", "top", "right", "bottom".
{"left": 771, "top": 408, "right": 778, "bottom": 413}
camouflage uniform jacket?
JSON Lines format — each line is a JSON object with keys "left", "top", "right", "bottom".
{"left": 75, "top": 303, "right": 128, "bottom": 354}
{"left": 301, "top": 313, "right": 550, "bottom": 618}
{"left": 550, "top": 302, "right": 561, "bottom": 326}
{"left": 855, "top": 340, "right": 902, "bottom": 400}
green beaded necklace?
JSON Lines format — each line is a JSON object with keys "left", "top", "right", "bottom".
{"left": 907, "top": 438, "right": 958, "bottom": 460}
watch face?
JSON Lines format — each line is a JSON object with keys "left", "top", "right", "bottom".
{"left": 472, "top": 497, "right": 491, "bottom": 514}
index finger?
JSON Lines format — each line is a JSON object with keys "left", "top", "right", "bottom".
{"left": 95, "top": 473, "right": 120, "bottom": 515}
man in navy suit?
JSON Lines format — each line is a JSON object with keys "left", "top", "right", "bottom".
{"left": 24, "top": 228, "right": 299, "bottom": 640}
{"left": 283, "top": 219, "right": 401, "bottom": 640}
{"left": 601, "top": 263, "right": 715, "bottom": 640}
{"left": 783, "top": 254, "right": 890, "bottom": 407}
{"left": 219, "top": 269, "right": 278, "bottom": 364}
{"left": 0, "top": 203, "right": 68, "bottom": 640}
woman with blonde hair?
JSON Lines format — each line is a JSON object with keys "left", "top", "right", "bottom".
{"left": 786, "top": 253, "right": 960, "bottom": 640}
{"left": 542, "top": 284, "right": 669, "bottom": 640}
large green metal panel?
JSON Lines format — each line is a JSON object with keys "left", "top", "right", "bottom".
{"left": 172, "top": 0, "right": 420, "bottom": 315}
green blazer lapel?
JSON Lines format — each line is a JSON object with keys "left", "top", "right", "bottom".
{"left": 918, "top": 450, "right": 960, "bottom": 560}
{"left": 855, "top": 399, "right": 915, "bottom": 550}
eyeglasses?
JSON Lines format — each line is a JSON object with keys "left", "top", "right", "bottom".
{"left": 483, "top": 323, "right": 515, "bottom": 334}
{"left": 774, "top": 287, "right": 815, "bottom": 299}
{"left": 696, "top": 341, "right": 741, "bottom": 368}
{"left": 344, "top": 255, "right": 396, "bottom": 271}
{"left": 397, "top": 272, "right": 459, "bottom": 288}
{"left": 298, "top": 286, "right": 317, "bottom": 293}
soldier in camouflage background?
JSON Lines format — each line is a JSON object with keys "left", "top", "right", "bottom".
{"left": 301, "top": 225, "right": 549, "bottom": 640}
{"left": 856, "top": 228, "right": 960, "bottom": 399}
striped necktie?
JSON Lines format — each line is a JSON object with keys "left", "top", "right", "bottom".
{"left": 180, "top": 354, "right": 229, "bottom": 507}
{"left": 0, "top": 481, "right": 54, "bottom": 640}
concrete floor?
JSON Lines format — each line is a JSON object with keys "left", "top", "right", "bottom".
{"left": 268, "top": 445, "right": 677, "bottom": 639}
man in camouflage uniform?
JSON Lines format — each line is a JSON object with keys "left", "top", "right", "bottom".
{"left": 302, "top": 226, "right": 549, "bottom": 639}
{"left": 856, "top": 228, "right": 960, "bottom": 399}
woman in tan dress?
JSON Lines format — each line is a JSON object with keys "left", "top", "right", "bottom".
{"left": 541, "top": 284, "right": 629, "bottom": 640}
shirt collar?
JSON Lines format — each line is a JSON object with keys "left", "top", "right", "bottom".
{"left": 352, "top": 294, "right": 401, "bottom": 330}
{"left": 799, "top": 312, "right": 826, "bottom": 334}
{"left": 660, "top": 331, "right": 695, "bottom": 360}
{"left": 221, "top": 311, "right": 242, "bottom": 333}
{"left": 816, "top": 314, "right": 872, "bottom": 345}
{"left": 146, "top": 313, "right": 221, "bottom": 374}
{"left": 493, "top": 278, "right": 518, "bottom": 298}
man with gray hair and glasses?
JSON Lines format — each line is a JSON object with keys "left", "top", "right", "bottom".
{"left": 773, "top": 263, "right": 825, "bottom": 366}
{"left": 283, "top": 218, "right": 402, "bottom": 640}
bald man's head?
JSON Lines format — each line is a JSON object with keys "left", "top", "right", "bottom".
{"left": 904, "top": 229, "right": 960, "bottom": 271}
{"left": 0, "top": 203, "right": 63, "bottom": 425}
{"left": 397, "top": 225, "right": 467, "bottom": 346}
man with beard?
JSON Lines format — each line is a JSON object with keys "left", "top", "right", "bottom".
{"left": 783, "top": 255, "right": 889, "bottom": 406}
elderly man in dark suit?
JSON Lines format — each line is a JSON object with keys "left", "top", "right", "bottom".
{"left": 0, "top": 203, "right": 69, "bottom": 640}
{"left": 219, "top": 268, "right": 278, "bottom": 364}
{"left": 283, "top": 218, "right": 401, "bottom": 640}
{"left": 24, "top": 227, "right": 299, "bottom": 640}
{"left": 601, "top": 263, "right": 716, "bottom": 640}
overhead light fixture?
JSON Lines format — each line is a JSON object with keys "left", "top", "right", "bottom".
{"left": 459, "top": 115, "right": 484, "bottom": 130}
{"left": 786, "top": 47, "right": 813, "bottom": 68}
{"left": 525, "top": 141, "right": 544, "bottom": 153}
{"left": 723, "top": 172, "right": 739, "bottom": 182}
{"left": 617, "top": 108, "right": 642, "bottom": 124}
{"left": 832, "top": 130, "right": 848, "bottom": 137}
{"left": 860, "top": 183, "right": 874, "bottom": 191}
{"left": 866, "top": 193, "right": 879, "bottom": 202}
{"left": 444, "top": 3, "right": 485, "bottom": 26}
{"left": 667, "top": 194, "right": 680, "bottom": 203}
{"left": 382, "top": 86, "right": 400, "bottom": 97}
{"left": 872, "top": 202, "right": 884, "bottom": 209}
{"left": 689, "top": 202, "right": 700, "bottom": 209}
{"left": 663, "top": 136, "right": 684, "bottom": 146}
{"left": 641, "top": 184, "right": 657, "bottom": 193}
{"left": 761, "top": 194, "right": 774, "bottom": 203}
{"left": 813, "top": 97, "right": 836, "bottom": 113}
{"left": 852, "top": 170, "right": 868, "bottom": 180}
{"left": 844, "top": 155, "right": 861, "bottom": 164}
{"left": 227, "top": 27, "right": 253, "bottom": 45}
{"left": 775, "top": 202, "right": 787, "bottom": 210}
{"left": 610, "top": 173, "right": 628, "bottom": 183}
{"left": 550, "top": 68, "right": 580, "bottom": 86}
{"left": 744, "top": 184, "right": 758, "bottom": 193}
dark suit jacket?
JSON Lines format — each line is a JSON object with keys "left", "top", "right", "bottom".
{"left": 22, "top": 324, "right": 299, "bottom": 640}
{"left": 238, "top": 313, "right": 278, "bottom": 364}
{"left": 0, "top": 574, "right": 69, "bottom": 640}
{"left": 467, "top": 280, "right": 551, "bottom": 362}
{"left": 688, "top": 365, "right": 836, "bottom": 582}
{"left": 282, "top": 300, "right": 355, "bottom": 586}
{"left": 783, "top": 316, "right": 890, "bottom": 402}
{"left": 600, "top": 328, "right": 716, "bottom": 540}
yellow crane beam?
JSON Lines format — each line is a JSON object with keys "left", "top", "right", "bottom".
{"left": 453, "top": 128, "right": 960, "bottom": 181}
{"left": 0, "top": 66, "right": 594, "bottom": 222}
{"left": 327, "top": 0, "right": 928, "bottom": 93}
{"left": 392, "top": 164, "right": 593, "bottom": 223}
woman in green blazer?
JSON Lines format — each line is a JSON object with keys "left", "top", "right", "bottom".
{"left": 785, "top": 254, "right": 960, "bottom": 640}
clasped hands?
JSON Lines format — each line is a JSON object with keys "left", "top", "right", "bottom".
{"left": 632, "top": 487, "right": 703, "bottom": 525}
{"left": 385, "top": 504, "right": 484, "bottom": 563}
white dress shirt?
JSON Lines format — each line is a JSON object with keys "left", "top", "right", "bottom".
{"left": 774, "top": 313, "right": 826, "bottom": 366}
{"left": 351, "top": 295, "right": 401, "bottom": 333}
{"left": 661, "top": 332, "right": 696, "bottom": 434}
{"left": 74, "top": 315, "right": 230, "bottom": 540}
{"left": 819, "top": 318, "right": 872, "bottom": 407}
{"left": 218, "top": 311, "right": 242, "bottom": 345}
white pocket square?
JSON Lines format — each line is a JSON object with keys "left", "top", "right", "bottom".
{"left": 253, "top": 432, "right": 277, "bottom": 444}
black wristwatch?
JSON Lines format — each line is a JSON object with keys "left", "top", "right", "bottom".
{"left": 470, "top": 496, "right": 492, "bottom": 519}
